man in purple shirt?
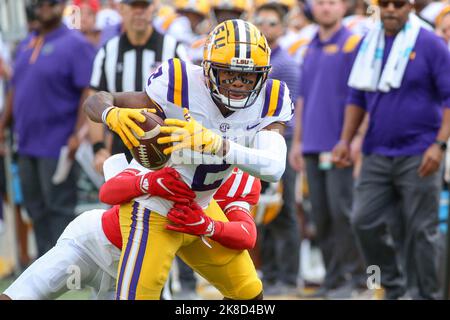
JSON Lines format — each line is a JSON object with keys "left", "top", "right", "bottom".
{"left": 253, "top": 3, "right": 302, "bottom": 296}
{"left": 289, "top": 0, "right": 365, "bottom": 298}
{"left": 333, "top": 0, "right": 450, "bottom": 299}
{"left": 0, "top": 0, "right": 95, "bottom": 257}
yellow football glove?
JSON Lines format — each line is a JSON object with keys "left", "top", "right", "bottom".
{"left": 158, "top": 108, "right": 223, "bottom": 155}
{"left": 104, "top": 107, "right": 156, "bottom": 149}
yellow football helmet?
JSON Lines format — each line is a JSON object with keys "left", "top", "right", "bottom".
{"left": 174, "top": 0, "right": 211, "bottom": 18}
{"left": 203, "top": 19, "right": 271, "bottom": 110}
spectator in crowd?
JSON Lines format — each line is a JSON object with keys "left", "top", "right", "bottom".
{"left": 342, "top": 0, "right": 374, "bottom": 36}
{"left": 98, "top": 0, "right": 124, "bottom": 46}
{"left": 280, "top": 1, "right": 318, "bottom": 66}
{"left": 332, "top": 0, "right": 450, "bottom": 299}
{"left": 253, "top": 3, "right": 302, "bottom": 296}
{"left": 414, "top": 0, "right": 444, "bottom": 26}
{"left": 96, "top": 0, "right": 122, "bottom": 30}
{"left": 289, "top": 0, "right": 365, "bottom": 298}
{"left": 182, "top": 0, "right": 250, "bottom": 65}
{"left": 73, "top": 0, "right": 102, "bottom": 47}
{"left": 0, "top": 0, "right": 95, "bottom": 257}
{"left": 164, "top": 0, "right": 211, "bottom": 46}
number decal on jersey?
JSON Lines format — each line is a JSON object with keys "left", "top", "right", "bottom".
{"left": 147, "top": 65, "right": 163, "bottom": 86}
{"left": 191, "top": 164, "right": 231, "bottom": 192}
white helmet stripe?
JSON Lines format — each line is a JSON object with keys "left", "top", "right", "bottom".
{"left": 237, "top": 19, "right": 247, "bottom": 59}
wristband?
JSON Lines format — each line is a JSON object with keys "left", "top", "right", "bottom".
{"left": 434, "top": 140, "right": 447, "bottom": 151}
{"left": 101, "top": 106, "right": 115, "bottom": 125}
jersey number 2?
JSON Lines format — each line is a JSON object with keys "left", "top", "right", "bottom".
{"left": 191, "top": 164, "right": 231, "bottom": 192}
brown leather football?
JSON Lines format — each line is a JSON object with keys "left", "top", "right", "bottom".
{"left": 130, "top": 112, "right": 171, "bottom": 170}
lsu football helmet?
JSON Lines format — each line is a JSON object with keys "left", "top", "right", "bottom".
{"left": 203, "top": 19, "right": 271, "bottom": 110}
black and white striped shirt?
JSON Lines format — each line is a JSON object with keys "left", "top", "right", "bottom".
{"left": 90, "top": 29, "right": 188, "bottom": 157}
{"left": 90, "top": 29, "right": 188, "bottom": 92}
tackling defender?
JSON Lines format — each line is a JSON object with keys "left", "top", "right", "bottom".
{"left": 0, "top": 156, "right": 260, "bottom": 300}
{"left": 84, "top": 19, "right": 294, "bottom": 300}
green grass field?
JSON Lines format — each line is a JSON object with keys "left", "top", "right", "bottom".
{"left": 0, "top": 276, "right": 92, "bottom": 300}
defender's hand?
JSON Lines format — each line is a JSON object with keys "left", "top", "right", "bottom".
{"left": 157, "top": 108, "right": 223, "bottom": 155}
{"left": 104, "top": 107, "right": 156, "bottom": 149}
{"left": 137, "top": 167, "right": 196, "bottom": 203}
{"left": 166, "top": 202, "right": 215, "bottom": 237}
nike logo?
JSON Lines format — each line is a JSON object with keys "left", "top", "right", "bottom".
{"left": 186, "top": 217, "right": 205, "bottom": 226}
{"left": 140, "top": 177, "right": 149, "bottom": 192}
{"left": 156, "top": 178, "right": 175, "bottom": 195}
{"left": 246, "top": 123, "right": 260, "bottom": 130}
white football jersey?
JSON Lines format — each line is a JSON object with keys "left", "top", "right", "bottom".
{"left": 136, "top": 58, "right": 293, "bottom": 216}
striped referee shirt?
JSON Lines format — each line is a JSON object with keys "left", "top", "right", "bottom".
{"left": 90, "top": 29, "right": 188, "bottom": 92}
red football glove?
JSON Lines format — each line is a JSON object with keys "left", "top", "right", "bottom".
{"left": 166, "top": 202, "right": 215, "bottom": 237}
{"left": 137, "top": 167, "right": 196, "bottom": 203}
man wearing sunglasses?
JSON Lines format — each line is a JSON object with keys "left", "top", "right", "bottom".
{"left": 333, "top": 0, "right": 450, "bottom": 299}
{"left": 0, "top": 0, "right": 95, "bottom": 257}
{"left": 289, "top": 0, "right": 365, "bottom": 298}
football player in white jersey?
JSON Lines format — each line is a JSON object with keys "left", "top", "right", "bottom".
{"left": 83, "top": 19, "right": 294, "bottom": 300}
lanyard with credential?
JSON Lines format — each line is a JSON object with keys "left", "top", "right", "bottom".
{"left": 27, "top": 35, "right": 45, "bottom": 64}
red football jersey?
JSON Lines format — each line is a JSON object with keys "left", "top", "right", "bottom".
{"left": 213, "top": 168, "right": 261, "bottom": 213}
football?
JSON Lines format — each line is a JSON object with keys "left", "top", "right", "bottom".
{"left": 130, "top": 112, "right": 171, "bottom": 170}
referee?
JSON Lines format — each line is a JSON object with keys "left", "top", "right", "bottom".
{"left": 89, "top": 0, "right": 188, "bottom": 172}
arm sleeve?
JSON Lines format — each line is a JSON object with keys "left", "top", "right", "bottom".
{"left": 224, "top": 130, "right": 287, "bottom": 183}
{"left": 99, "top": 169, "right": 145, "bottom": 205}
{"left": 211, "top": 207, "right": 257, "bottom": 250}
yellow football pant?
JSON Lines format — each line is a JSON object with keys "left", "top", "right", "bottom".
{"left": 115, "top": 199, "right": 262, "bottom": 300}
